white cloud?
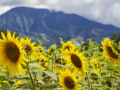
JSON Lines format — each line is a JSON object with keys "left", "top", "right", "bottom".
{"left": 0, "top": 6, "right": 13, "bottom": 15}
{"left": 112, "top": 2, "right": 120, "bottom": 17}
{"left": 86, "top": 0, "right": 98, "bottom": 3}
{"left": 0, "top": 0, "right": 120, "bottom": 27}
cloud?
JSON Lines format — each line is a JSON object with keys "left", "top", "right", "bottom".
{"left": 0, "top": 0, "right": 120, "bottom": 27}
{"left": 0, "top": 6, "right": 13, "bottom": 15}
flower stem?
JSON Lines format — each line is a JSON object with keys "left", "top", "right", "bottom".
{"left": 86, "top": 72, "right": 91, "bottom": 90}
{"left": 27, "top": 63, "right": 35, "bottom": 90}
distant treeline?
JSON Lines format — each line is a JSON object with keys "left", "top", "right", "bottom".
{"left": 0, "top": 29, "right": 120, "bottom": 46}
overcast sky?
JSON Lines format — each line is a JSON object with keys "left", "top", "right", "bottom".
{"left": 0, "top": 0, "right": 120, "bottom": 28}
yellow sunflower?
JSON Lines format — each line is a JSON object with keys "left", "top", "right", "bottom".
{"left": 59, "top": 70, "right": 81, "bottom": 90}
{"left": 54, "top": 57, "right": 67, "bottom": 73}
{"left": 36, "top": 45, "right": 44, "bottom": 54}
{"left": 20, "top": 38, "right": 37, "bottom": 60}
{"left": 0, "top": 31, "right": 27, "bottom": 75}
{"left": 39, "top": 55, "right": 48, "bottom": 70}
{"left": 101, "top": 38, "right": 120, "bottom": 64}
{"left": 61, "top": 41, "right": 76, "bottom": 53}
{"left": 64, "top": 49, "right": 87, "bottom": 75}
{"left": 54, "top": 66, "right": 63, "bottom": 73}
{"left": 91, "top": 58, "right": 100, "bottom": 73}
{"left": 14, "top": 80, "right": 22, "bottom": 87}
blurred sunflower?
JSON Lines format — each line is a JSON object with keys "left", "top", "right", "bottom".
{"left": 54, "top": 65, "right": 63, "bottom": 73}
{"left": 0, "top": 80, "right": 8, "bottom": 86}
{"left": 64, "top": 49, "right": 87, "bottom": 75}
{"left": 101, "top": 38, "right": 120, "bottom": 64}
{"left": 0, "top": 31, "right": 27, "bottom": 75}
{"left": 36, "top": 45, "right": 44, "bottom": 54}
{"left": 91, "top": 58, "right": 100, "bottom": 73}
{"left": 39, "top": 55, "right": 48, "bottom": 70}
{"left": 61, "top": 41, "right": 76, "bottom": 53}
{"left": 20, "top": 38, "right": 37, "bottom": 60}
{"left": 54, "top": 57, "right": 67, "bottom": 73}
{"left": 14, "top": 80, "right": 22, "bottom": 87}
{"left": 59, "top": 70, "right": 81, "bottom": 90}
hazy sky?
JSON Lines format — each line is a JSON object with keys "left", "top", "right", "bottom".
{"left": 0, "top": 0, "right": 120, "bottom": 28}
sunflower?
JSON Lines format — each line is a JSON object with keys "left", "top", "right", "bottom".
{"left": 54, "top": 65, "right": 63, "bottom": 73}
{"left": 39, "top": 55, "right": 48, "bottom": 70}
{"left": 61, "top": 41, "right": 76, "bottom": 53}
{"left": 20, "top": 38, "right": 37, "bottom": 60}
{"left": 91, "top": 58, "right": 100, "bottom": 73}
{"left": 0, "top": 31, "right": 27, "bottom": 75}
{"left": 14, "top": 80, "right": 22, "bottom": 87}
{"left": 36, "top": 45, "right": 44, "bottom": 54}
{"left": 64, "top": 49, "right": 87, "bottom": 75}
{"left": 54, "top": 57, "right": 67, "bottom": 73}
{"left": 59, "top": 70, "right": 81, "bottom": 90}
{"left": 91, "top": 59, "right": 99, "bottom": 68}
{"left": 101, "top": 38, "right": 120, "bottom": 64}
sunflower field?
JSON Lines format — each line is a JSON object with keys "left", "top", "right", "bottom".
{"left": 0, "top": 30, "right": 120, "bottom": 90}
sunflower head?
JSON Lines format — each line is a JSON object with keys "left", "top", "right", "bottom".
{"left": 54, "top": 65, "right": 63, "bottom": 73}
{"left": 14, "top": 80, "right": 22, "bottom": 87}
{"left": 91, "top": 59, "right": 99, "bottom": 68}
{"left": 61, "top": 41, "right": 76, "bottom": 53}
{"left": 54, "top": 57, "right": 67, "bottom": 73}
{"left": 59, "top": 70, "right": 81, "bottom": 90}
{"left": 64, "top": 49, "right": 87, "bottom": 75}
{"left": 90, "top": 58, "right": 100, "bottom": 73}
{"left": 39, "top": 55, "right": 48, "bottom": 70}
{"left": 0, "top": 31, "right": 27, "bottom": 75}
{"left": 20, "top": 38, "right": 37, "bottom": 60}
{"left": 40, "top": 55, "right": 48, "bottom": 66}
{"left": 101, "top": 38, "right": 120, "bottom": 64}
{"left": 36, "top": 45, "right": 44, "bottom": 54}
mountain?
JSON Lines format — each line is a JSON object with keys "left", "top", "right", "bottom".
{"left": 0, "top": 7, "right": 120, "bottom": 46}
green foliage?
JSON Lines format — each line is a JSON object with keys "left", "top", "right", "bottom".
{"left": 110, "top": 33, "right": 120, "bottom": 44}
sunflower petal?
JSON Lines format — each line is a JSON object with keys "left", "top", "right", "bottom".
{"left": 1, "top": 32, "right": 6, "bottom": 40}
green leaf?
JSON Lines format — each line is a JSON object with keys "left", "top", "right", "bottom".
{"left": 43, "top": 71, "right": 57, "bottom": 80}
{"left": 36, "top": 76, "right": 45, "bottom": 84}
{"left": 0, "top": 75, "right": 6, "bottom": 81}
{"left": 36, "top": 71, "right": 45, "bottom": 84}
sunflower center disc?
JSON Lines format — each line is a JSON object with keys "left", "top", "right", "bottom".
{"left": 41, "top": 59, "right": 45, "bottom": 66}
{"left": 39, "top": 48, "right": 43, "bottom": 53}
{"left": 107, "top": 46, "right": 119, "bottom": 58}
{"left": 64, "top": 76, "right": 75, "bottom": 89}
{"left": 71, "top": 54, "right": 82, "bottom": 68}
{"left": 25, "top": 45, "right": 32, "bottom": 53}
{"left": 6, "top": 42, "right": 20, "bottom": 63}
